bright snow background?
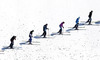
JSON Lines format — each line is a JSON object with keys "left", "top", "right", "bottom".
{"left": 0, "top": 0, "right": 100, "bottom": 60}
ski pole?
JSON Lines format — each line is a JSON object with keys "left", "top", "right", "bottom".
{"left": 62, "top": 28, "right": 64, "bottom": 35}
{"left": 48, "top": 29, "right": 49, "bottom": 36}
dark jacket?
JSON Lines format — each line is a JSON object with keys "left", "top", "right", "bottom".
{"left": 10, "top": 36, "right": 16, "bottom": 43}
{"left": 88, "top": 11, "right": 93, "bottom": 18}
{"left": 43, "top": 24, "right": 48, "bottom": 31}
{"left": 29, "top": 30, "right": 34, "bottom": 37}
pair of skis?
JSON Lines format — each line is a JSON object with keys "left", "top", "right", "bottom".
{"left": 0, "top": 46, "right": 22, "bottom": 52}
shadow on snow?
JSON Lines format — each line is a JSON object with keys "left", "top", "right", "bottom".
{"left": 95, "top": 21, "right": 100, "bottom": 24}
{"left": 2, "top": 46, "right": 9, "bottom": 51}
{"left": 34, "top": 35, "right": 42, "bottom": 39}
{"left": 20, "top": 42, "right": 28, "bottom": 45}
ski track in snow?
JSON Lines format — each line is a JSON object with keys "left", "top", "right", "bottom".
{"left": 0, "top": 23, "right": 100, "bottom": 60}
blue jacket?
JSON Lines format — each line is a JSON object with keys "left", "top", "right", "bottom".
{"left": 76, "top": 17, "right": 80, "bottom": 24}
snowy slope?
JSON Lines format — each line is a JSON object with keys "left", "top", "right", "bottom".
{"left": 0, "top": 0, "right": 100, "bottom": 60}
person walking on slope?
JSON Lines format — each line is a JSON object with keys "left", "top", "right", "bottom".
{"left": 28, "top": 30, "right": 34, "bottom": 44}
{"left": 58, "top": 22, "right": 65, "bottom": 34}
{"left": 73, "top": 17, "right": 80, "bottom": 30}
{"left": 41, "top": 24, "right": 49, "bottom": 38}
{"left": 9, "top": 36, "right": 16, "bottom": 49}
{"left": 86, "top": 10, "right": 93, "bottom": 25}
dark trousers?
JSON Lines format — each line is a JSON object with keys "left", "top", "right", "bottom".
{"left": 9, "top": 42, "right": 14, "bottom": 48}
{"left": 73, "top": 23, "right": 79, "bottom": 30}
{"left": 86, "top": 18, "right": 92, "bottom": 24}
{"left": 58, "top": 26, "right": 62, "bottom": 34}
{"left": 42, "top": 31, "right": 46, "bottom": 38}
{"left": 29, "top": 37, "right": 32, "bottom": 44}
{"left": 58, "top": 29, "right": 62, "bottom": 34}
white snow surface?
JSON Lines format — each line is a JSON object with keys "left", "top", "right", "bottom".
{"left": 0, "top": 0, "right": 100, "bottom": 60}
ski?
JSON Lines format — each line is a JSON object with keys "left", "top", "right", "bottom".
{"left": 20, "top": 41, "right": 40, "bottom": 45}
{"left": 20, "top": 43, "right": 40, "bottom": 45}
{"left": 34, "top": 35, "right": 54, "bottom": 39}
{"left": 19, "top": 41, "right": 28, "bottom": 45}
{"left": 1, "top": 46, "right": 22, "bottom": 52}
{"left": 68, "top": 27, "right": 85, "bottom": 28}
{"left": 80, "top": 21, "right": 97, "bottom": 23}
{"left": 66, "top": 28, "right": 86, "bottom": 32}
{"left": 51, "top": 32, "right": 70, "bottom": 36}
{"left": 80, "top": 21, "right": 100, "bottom": 25}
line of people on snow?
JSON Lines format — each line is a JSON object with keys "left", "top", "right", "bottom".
{"left": 8, "top": 10, "right": 93, "bottom": 49}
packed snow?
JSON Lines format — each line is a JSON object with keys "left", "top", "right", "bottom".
{"left": 0, "top": 0, "right": 100, "bottom": 60}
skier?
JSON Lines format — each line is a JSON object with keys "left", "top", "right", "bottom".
{"left": 86, "top": 10, "right": 93, "bottom": 25}
{"left": 41, "top": 24, "right": 49, "bottom": 38}
{"left": 58, "top": 22, "right": 65, "bottom": 34}
{"left": 9, "top": 36, "right": 16, "bottom": 49}
{"left": 28, "top": 30, "right": 34, "bottom": 44}
{"left": 73, "top": 17, "right": 80, "bottom": 30}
